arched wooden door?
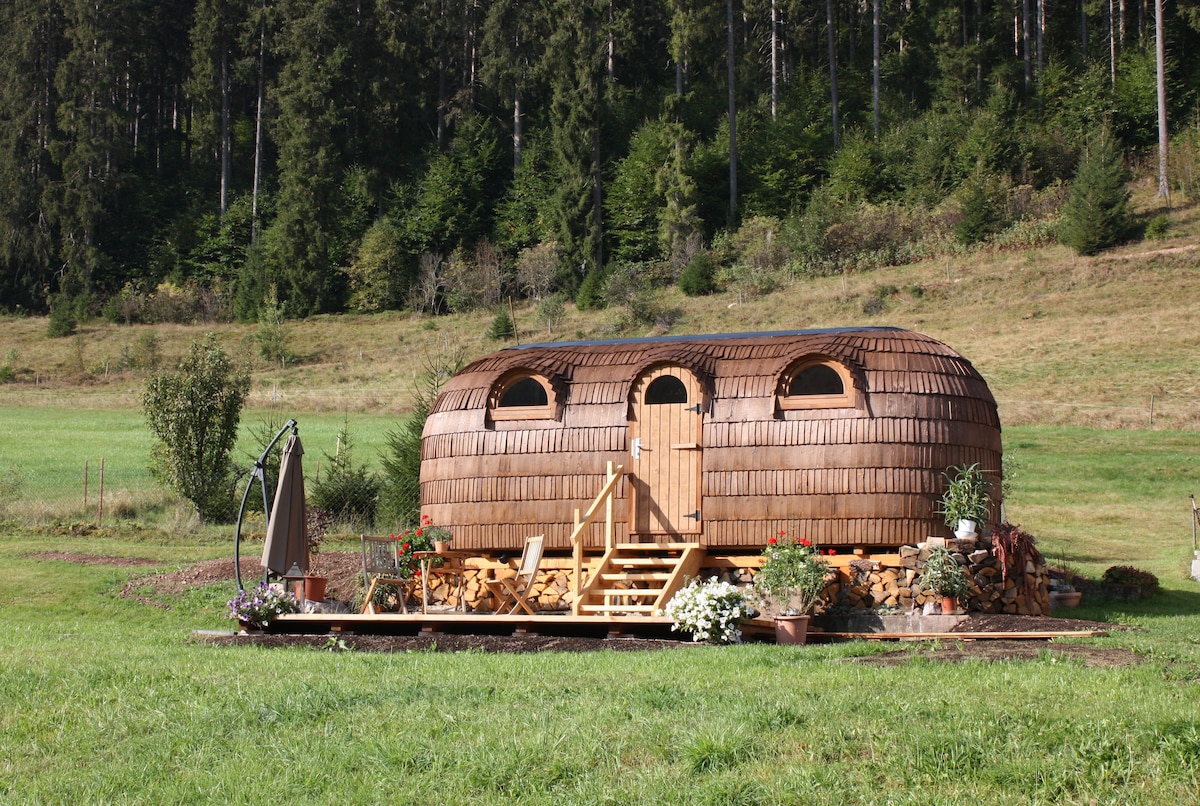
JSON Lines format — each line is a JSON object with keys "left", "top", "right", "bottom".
{"left": 628, "top": 365, "right": 704, "bottom": 538}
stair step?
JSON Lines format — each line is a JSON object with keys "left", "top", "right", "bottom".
{"left": 616, "top": 542, "right": 699, "bottom": 550}
{"left": 595, "top": 587, "right": 663, "bottom": 597}
{"left": 599, "top": 572, "right": 669, "bottom": 582}
{"left": 577, "top": 604, "right": 660, "bottom": 614}
{"left": 608, "top": 557, "right": 675, "bottom": 567}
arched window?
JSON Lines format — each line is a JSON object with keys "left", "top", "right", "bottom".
{"left": 644, "top": 375, "right": 688, "bottom": 404}
{"left": 489, "top": 372, "right": 557, "bottom": 420}
{"left": 499, "top": 377, "right": 548, "bottom": 408}
{"left": 778, "top": 358, "right": 856, "bottom": 410}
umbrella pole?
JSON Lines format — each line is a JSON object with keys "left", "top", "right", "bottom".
{"left": 234, "top": 419, "right": 298, "bottom": 591}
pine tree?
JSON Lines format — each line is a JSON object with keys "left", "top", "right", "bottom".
{"left": 0, "top": 0, "right": 60, "bottom": 311}
{"left": 1058, "top": 129, "right": 1132, "bottom": 256}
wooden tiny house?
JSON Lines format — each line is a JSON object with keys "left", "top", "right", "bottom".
{"left": 421, "top": 327, "right": 1002, "bottom": 559}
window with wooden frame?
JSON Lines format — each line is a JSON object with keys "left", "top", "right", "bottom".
{"left": 777, "top": 358, "right": 856, "bottom": 410}
{"left": 488, "top": 371, "right": 558, "bottom": 420}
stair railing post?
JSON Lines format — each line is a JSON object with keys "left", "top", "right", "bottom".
{"left": 573, "top": 507, "right": 583, "bottom": 615}
{"left": 605, "top": 461, "right": 615, "bottom": 550}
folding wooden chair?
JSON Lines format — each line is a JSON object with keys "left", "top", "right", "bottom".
{"left": 484, "top": 534, "right": 545, "bottom": 615}
{"left": 360, "top": 535, "right": 416, "bottom": 614}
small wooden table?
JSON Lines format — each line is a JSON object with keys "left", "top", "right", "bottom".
{"left": 413, "top": 550, "right": 473, "bottom": 613}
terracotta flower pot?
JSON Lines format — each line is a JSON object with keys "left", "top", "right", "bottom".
{"left": 432, "top": 541, "right": 450, "bottom": 554}
{"left": 1049, "top": 590, "right": 1082, "bottom": 608}
{"left": 940, "top": 595, "right": 956, "bottom": 614}
{"left": 774, "top": 614, "right": 811, "bottom": 645}
{"left": 304, "top": 575, "right": 328, "bottom": 603}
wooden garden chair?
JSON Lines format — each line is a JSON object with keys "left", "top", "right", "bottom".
{"left": 484, "top": 534, "right": 545, "bottom": 615}
{"left": 360, "top": 535, "right": 417, "bottom": 614}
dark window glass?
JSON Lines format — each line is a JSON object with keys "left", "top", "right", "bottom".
{"left": 788, "top": 365, "right": 844, "bottom": 396}
{"left": 645, "top": 375, "right": 688, "bottom": 404}
{"left": 499, "top": 377, "right": 548, "bottom": 407}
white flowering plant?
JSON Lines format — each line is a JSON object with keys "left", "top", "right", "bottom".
{"left": 662, "top": 577, "right": 751, "bottom": 644}
{"left": 227, "top": 582, "right": 301, "bottom": 627}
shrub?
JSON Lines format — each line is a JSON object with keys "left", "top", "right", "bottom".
{"left": 679, "top": 251, "right": 716, "bottom": 296}
{"left": 377, "top": 351, "right": 463, "bottom": 528}
{"left": 143, "top": 334, "right": 249, "bottom": 522}
{"left": 955, "top": 170, "right": 1009, "bottom": 245}
{"left": 1101, "top": 565, "right": 1159, "bottom": 596}
{"left": 309, "top": 425, "right": 380, "bottom": 529}
{"left": 1144, "top": 215, "right": 1170, "bottom": 240}
{"left": 575, "top": 266, "right": 607, "bottom": 311}
{"left": 1058, "top": 128, "right": 1132, "bottom": 255}
{"left": 487, "top": 309, "right": 515, "bottom": 340}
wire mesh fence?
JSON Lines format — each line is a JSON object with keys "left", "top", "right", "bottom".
{"left": 0, "top": 457, "right": 420, "bottom": 534}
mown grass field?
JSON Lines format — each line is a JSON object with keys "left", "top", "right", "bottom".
{"left": 1, "top": 194, "right": 1199, "bottom": 802}
{"left": 1, "top": 423, "right": 1198, "bottom": 803}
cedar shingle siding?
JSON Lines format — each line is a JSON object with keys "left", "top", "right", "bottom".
{"left": 421, "top": 328, "right": 1002, "bottom": 552}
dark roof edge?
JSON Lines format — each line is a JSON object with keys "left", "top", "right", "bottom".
{"left": 509, "top": 326, "right": 906, "bottom": 351}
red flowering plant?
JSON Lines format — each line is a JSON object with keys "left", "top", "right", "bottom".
{"left": 754, "top": 531, "right": 830, "bottom": 616}
{"left": 390, "top": 515, "right": 453, "bottom": 575}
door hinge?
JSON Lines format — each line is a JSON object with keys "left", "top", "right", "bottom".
{"left": 684, "top": 510, "right": 701, "bottom": 520}
{"left": 686, "top": 403, "right": 702, "bottom": 414}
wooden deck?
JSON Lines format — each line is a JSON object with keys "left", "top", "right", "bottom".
{"left": 271, "top": 611, "right": 705, "bottom": 641}
{"left": 264, "top": 612, "right": 1105, "bottom": 643}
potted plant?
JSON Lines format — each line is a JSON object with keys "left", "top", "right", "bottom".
{"left": 662, "top": 577, "right": 751, "bottom": 644}
{"left": 754, "top": 532, "right": 830, "bottom": 644}
{"left": 938, "top": 463, "right": 991, "bottom": 538}
{"left": 228, "top": 582, "right": 301, "bottom": 632}
{"left": 1048, "top": 558, "right": 1084, "bottom": 608}
{"left": 921, "top": 546, "right": 970, "bottom": 613}
{"left": 420, "top": 514, "right": 453, "bottom": 553}
{"left": 303, "top": 506, "right": 332, "bottom": 603}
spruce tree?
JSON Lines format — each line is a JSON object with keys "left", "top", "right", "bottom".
{"left": 1058, "top": 129, "right": 1132, "bottom": 256}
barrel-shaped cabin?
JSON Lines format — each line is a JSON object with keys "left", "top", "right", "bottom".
{"left": 420, "top": 327, "right": 1001, "bottom": 555}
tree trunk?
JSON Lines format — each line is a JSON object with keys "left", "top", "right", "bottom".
{"left": 1023, "top": 0, "right": 1032, "bottom": 92}
{"left": 513, "top": 91, "right": 523, "bottom": 170}
{"left": 251, "top": 12, "right": 265, "bottom": 241}
{"left": 726, "top": 0, "right": 738, "bottom": 225}
{"left": 219, "top": 7, "right": 231, "bottom": 217}
{"left": 771, "top": 0, "right": 779, "bottom": 120}
{"left": 873, "top": 0, "right": 880, "bottom": 136}
{"left": 827, "top": 0, "right": 840, "bottom": 147}
{"left": 1109, "top": 0, "right": 1117, "bottom": 86}
{"left": 1156, "top": 0, "right": 1169, "bottom": 198}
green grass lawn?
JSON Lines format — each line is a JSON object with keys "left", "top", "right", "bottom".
{"left": 1, "top": 423, "right": 1199, "bottom": 802}
{"left": 0, "top": 407, "right": 401, "bottom": 525}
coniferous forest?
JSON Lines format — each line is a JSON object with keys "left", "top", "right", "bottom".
{"left": 2, "top": 0, "right": 1198, "bottom": 326}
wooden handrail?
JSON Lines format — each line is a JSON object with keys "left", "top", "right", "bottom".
{"left": 570, "top": 462, "right": 624, "bottom": 609}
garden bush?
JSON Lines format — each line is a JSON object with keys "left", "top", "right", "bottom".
{"left": 1101, "top": 565, "right": 1159, "bottom": 597}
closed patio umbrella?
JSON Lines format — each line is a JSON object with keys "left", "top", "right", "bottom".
{"left": 261, "top": 433, "right": 308, "bottom": 577}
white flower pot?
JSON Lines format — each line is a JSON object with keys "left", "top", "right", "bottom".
{"left": 954, "top": 519, "right": 978, "bottom": 539}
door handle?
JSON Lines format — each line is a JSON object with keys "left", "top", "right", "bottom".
{"left": 631, "top": 437, "right": 643, "bottom": 459}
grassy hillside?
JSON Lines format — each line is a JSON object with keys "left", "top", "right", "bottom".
{"left": 2, "top": 189, "right": 1197, "bottom": 430}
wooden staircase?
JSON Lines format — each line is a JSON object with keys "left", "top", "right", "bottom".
{"left": 574, "top": 542, "right": 703, "bottom": 616}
